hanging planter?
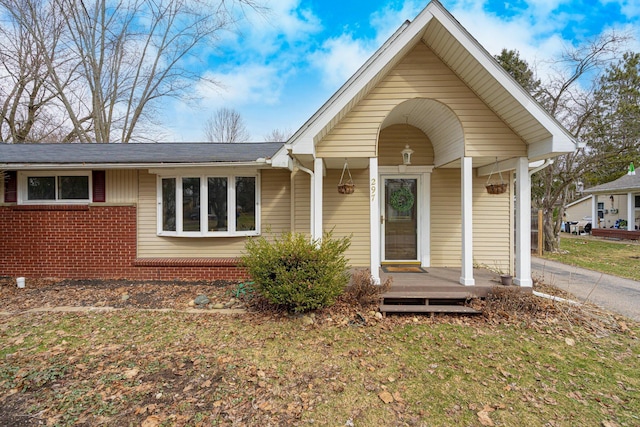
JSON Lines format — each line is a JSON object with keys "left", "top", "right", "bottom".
{"left": 485, "top": 157, "right": 507, "bottom": 195}
{"left": 389, "top": 187, "right": 414, "bottom": 212}
{"left": 338, "top": 159, "right": 355, "bottom": 194}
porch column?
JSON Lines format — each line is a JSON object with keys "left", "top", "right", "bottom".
{"left": 591, "top": 195, "right": 598, "bottom": 229}
{"left": 628, "top": 192, "right": 635, "bottom": 231}
{"left": 460, "top": 157, "right": 475, "bottom": 286}
{"left": 515, "top": 157, "right": 533, "bottom": 287}
{"left": 369, "top": 158, "right": 380, "bottom": 284}
{"left": 313, "top": 158, "right": 324, "bottom": 241}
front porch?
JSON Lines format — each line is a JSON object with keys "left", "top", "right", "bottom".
{"left": 379, "top": 267, "right": 525, "bottom": 314}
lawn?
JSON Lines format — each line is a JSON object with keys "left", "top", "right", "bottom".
{"left": 1, "top": 294, "right": 639, "bottom": 426}
{"left": 542, "top": 236, "right": 640, "bottom": 280}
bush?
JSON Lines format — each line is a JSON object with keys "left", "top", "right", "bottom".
{"left": 242, "top": 231, "right": 351, "bottom": 313}
{"left": 346, "top": 269, "right": 392, "bottom": 308}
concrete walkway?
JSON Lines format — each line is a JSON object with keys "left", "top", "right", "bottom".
{"left": 532, "top": 257, "right": 640, "bottom": 322}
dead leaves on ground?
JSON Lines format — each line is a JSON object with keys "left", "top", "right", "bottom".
{"left": 1, "top": 279, "right": 638, "bottom": 426}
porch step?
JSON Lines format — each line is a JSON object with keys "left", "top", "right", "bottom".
{"left": 383, "top": 290, "right": 482, "bottom": 299}
{"left": 379, "top": 304, "right": 480, "bottom": 314}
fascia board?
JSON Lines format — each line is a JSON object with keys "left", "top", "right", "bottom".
{"left": 288, "top": 10, "right": 435, "bottom": 154}
{"left": 527, "top": 136, "right": 576, "bottom": 161}
{"left": 428, "top": 3, "right": 576, "bottom": 148}
{"left": 584, "top": 187, "right": 640, "bottom": 195}
{"left": 0, "top": 161, "right": 272, "bottom": 170}
{"left": 566, "top": 195, "right": 592, "bottom": 208}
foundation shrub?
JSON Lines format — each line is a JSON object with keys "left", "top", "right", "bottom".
{"left": 346, "top": 269, "right": 392, "bottom": 308}
{"left": 242, "top": 231, "right": 351, "bottom": 313}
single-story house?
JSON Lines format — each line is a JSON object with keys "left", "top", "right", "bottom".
{"left": 565, "top": 193, "right": 639, "bottom": 231}
{"left": 580, "top": 165, "right": 640, "bottom": 239}
{"left": 0, "top": 1, "right": 576, "bottom": 286}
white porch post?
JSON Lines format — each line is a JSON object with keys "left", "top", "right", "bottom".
{"left": 591, "top": 195, "right": 598, "bottom": 229}
{"left": 369, "top": 158, "right": 380, "bottom": 284}
{"left": 515, "top": 157, "right": 533, "bottom": 287}
{"left": 313, "top": 158, "right": 324, "bottom": 241}
{"left": 421, "top": 171, "right": 431, "bottom": 268}
{"left": 628, "top": 192, "right": 635, "bottom": 231}
{"left": 460, "top": 157, "right": 475, "bottom": 286}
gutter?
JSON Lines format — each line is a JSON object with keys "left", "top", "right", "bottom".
{"left": 0, "top": 160, "right": 272, "bottom": 170}
{"left": 529, "top": 158, "right": 553, "bottom": 176}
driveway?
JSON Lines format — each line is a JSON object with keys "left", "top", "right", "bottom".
{"left": 531, "top": 257, "right": 640, "bottom": 322}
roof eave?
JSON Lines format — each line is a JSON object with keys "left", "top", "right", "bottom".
{"left": 0, "top": 161, "right": 273, "bottom": 170}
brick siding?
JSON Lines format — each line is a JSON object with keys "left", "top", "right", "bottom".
{"left": 0, "top": 205, "right": 248, "bottom": 281}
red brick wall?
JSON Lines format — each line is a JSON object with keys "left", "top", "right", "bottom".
{"left": 0, "top": 205, "right": 248, "bottom": 281}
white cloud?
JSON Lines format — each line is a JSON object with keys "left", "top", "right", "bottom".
{"left": 310, "top": 33, "right": 374, "bottom": 89}
{"left": 197, "top": 64, "right": 287, "bottom": 108}
{"left": 370, "top": 1, "right": 424, "bottom": 45}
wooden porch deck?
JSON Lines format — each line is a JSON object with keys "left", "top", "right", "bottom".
{"left": 378, "top": 267, "right": 512, "bottom": 315}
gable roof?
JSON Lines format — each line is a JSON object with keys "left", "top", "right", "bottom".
{"left": 0, "top": 143, "right": 282, "bottom": 169}
{"left": 565, "top": 195, "right": 592, "bottom": 208}
{"left": 277, "top": 0, "right": 576, "bottom": 165}
{"left": 584, "top": 173, "right": 640, "bottom": 195}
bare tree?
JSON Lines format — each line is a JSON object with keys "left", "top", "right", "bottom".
{"left": 0, "top": 0, "right": 263, "bottom": 143}
{"left": 264, "top": 128, "right": 292, "bottom": 142}
{"left": 204, "top": 107, "right": 250, "bottom": 142}
{"left": 0, "top": 0, "right": 73, "bottom": 142}
{"left": 529, "top": 33, "right": 629, "bottom": 252}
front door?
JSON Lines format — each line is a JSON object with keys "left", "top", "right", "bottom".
{"left": 382, "top": 177, "right": 419, "bottom": 262}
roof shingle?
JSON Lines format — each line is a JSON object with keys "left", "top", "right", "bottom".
{"left": 0, "top": 142, "right": 283, "bottom": 165}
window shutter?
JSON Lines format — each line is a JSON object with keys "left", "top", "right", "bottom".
{"left": 92, "top": 170, "right": 106, "bottom": 202}
{"left": 4, "top": 171, "right": 17, "bottom": 203}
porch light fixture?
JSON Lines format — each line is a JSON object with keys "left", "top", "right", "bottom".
{"left": 401, "top": 144, "right": 414, "bottom": 165}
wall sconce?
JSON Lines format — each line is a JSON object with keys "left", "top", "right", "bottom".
{"left": 401, "top": 144, "right": 414, "bottom": 165}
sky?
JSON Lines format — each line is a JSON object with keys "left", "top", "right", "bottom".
{"left": 163, "top": 0, "right": 640, "bottom": 142}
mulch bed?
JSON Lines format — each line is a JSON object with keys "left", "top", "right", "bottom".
{"left": 0, "top": 278, "right": 244, "bottom": 312}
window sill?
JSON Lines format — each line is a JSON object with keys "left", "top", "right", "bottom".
{"left": 11, "top": 204, "right": 90, "bottom": 211}
{"left": 133, "top": 257, "right": 241, "bottom": 267}
{"left": 157, "top": 231, "right": 260, "bottom": 238}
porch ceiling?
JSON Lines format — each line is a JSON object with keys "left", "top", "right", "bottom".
{"left": 380, "top": 98, "right": 464, "bottom": 169}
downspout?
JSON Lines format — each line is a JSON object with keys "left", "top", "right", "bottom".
{"left": 529, "top": 158, "right": 553, "bottom": 177}
{"left": 295, "top": 162, "right": 315, "bottom": 238}
{"left": 286, "top": 145, "right": 315, "bottom": 237}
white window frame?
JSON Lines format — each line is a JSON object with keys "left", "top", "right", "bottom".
{"left": 17, "top": 170, "right": 92, "bottom": 204}
{"left": 156, "top": 172, "right": 260, "bottom": 238}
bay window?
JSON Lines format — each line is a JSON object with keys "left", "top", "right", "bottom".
{"left": 157, "top": 173, "right": 259, "bottom": 237}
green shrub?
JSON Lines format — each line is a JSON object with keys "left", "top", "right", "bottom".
{"left": 242, "top": 231, "right": 351, "bottom": 313}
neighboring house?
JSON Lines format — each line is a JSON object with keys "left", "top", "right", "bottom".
{"left": 0, "top": 1, "right": 576, "bottom": 286}
{"left": 565, "top": 194, "right": 640, "bottom": 230}
{"left": 582, "top": 165, "right": 640, "bottom": 239}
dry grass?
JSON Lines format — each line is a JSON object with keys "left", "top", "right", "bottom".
{"left": 1, "top": 279, "right": 639, "bottom": 426}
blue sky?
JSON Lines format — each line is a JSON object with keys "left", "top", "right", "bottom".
{"left": 164, "top": 0, "right": 640, "bottom": 142}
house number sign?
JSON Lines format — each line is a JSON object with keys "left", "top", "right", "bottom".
{"left": 370, "top": 178, "right": 376, "bottom": 201}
